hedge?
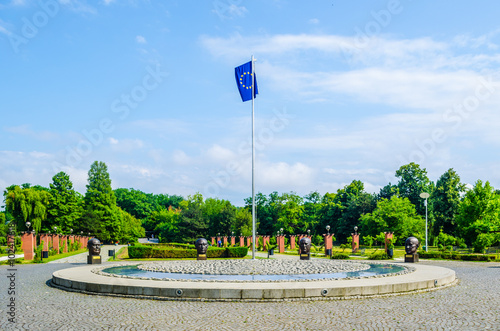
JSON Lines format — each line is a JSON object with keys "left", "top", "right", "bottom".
{"left": 128, "top": 245, "right": 248, "bottom": 259}
{"left": 330, "top": 252, "right": 350, "bottom": 260}
{"left": 367, "top": 251, "right": 390, "bottom": 260}
{"left": 419, "top": 251, "right": 496, "bottom": 261}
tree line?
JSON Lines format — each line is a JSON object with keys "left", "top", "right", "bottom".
{"left": 1, "top": 161, "right": 500, "bottom": 251}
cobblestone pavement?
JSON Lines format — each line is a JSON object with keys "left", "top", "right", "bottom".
{"left": 1, "top": 260, "right": 499, "bottom": 330}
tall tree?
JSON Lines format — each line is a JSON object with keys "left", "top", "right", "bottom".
{"left": 456, "top": 180, "right": 500, "bottom": 252}
{"left": 318, "top": 180, "right": 366, "bottom": 242}
{"left": 360, "top": 195, "right": 424, "bottom": 244}
{"left": 176, "top": 193, "right": 208, "bottom": 243}
{"left": 46, "top": 172, "right": 83, "bottom": 234}
{"left": 432, "top": 168, "right": 465, "bottom": 237}
{"left": 204, "top": 198, "right": 236, "bottom": 237}
{"left": 395, "top": 163, "right": 434, "bottom": 216}
{"left": 82, "top": 161, "right": 121, "bottom": 242}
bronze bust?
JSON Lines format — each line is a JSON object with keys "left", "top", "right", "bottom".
{"left": 195, "top": 238, "right": 208, "bottom": 255}
{"left": 299, "top": 237, "right": 311, "bottom": 255}
{"left": 87, "top": 238, "right": 101, "bottom": 256}
{"left": 405, "top": 237, "right": 420, "bottom": 254}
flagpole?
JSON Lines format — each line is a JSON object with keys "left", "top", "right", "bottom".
{"left": 251, "top": 55, "right": 256, "bottom": 260}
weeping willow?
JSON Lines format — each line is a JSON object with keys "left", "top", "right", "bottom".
{"left": 4, "top": 186, "right": 51, "bottom": 233}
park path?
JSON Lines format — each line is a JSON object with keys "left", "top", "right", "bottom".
{"left": 48, "top": 245, "right": 127, "bottom": 263}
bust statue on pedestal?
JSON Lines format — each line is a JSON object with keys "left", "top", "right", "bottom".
{"left": 87, "top": 238, "right": 102, "bottom": 264}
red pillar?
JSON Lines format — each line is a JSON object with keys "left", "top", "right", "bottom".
{"left": 230, "top": 236, "right": 235, "bottom": 246}
{"left": 352, "top": 233, "right": 360, "bottom": 253}
{"left": 53, "top": 234, "right": 60, "bottom": 253}
{"left": 246, "top": 236, "right": 252, "bottom": 247}
{"left": 239, "top": 236, "right": 245, "bottom": 247}
{"left": 211, "top": 237, "right": 215, "bottom": 246}
{"left": 223, "top": 236, "right": 228, "bottom": 246}
{"left": 384, "top": 232, "right": 394, "bottom": 252}
{"left": 277, "top": 235, "right": 285, "bottom": 253}
{"left": 290, "top": 235, "right": 296, "bottom": 250}
{"left": 324, "top": 233, "right": 334, "bottom": 253}
{"left": 255, "top": 236, "right": 259, "bottom": 248}
{"left": 21, "top": 232, "right": 36, "bottom": 261}
{"left": 62, "top": 235, "right": 68, "bottom": 253}
{"left": 263, "top": 236, "right": 270, "bottom": 249}
{"left": 40, "top": 234, "right": 50, "bottom": 251}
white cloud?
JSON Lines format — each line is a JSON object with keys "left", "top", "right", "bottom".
{"left": 5, "top": 125, "right": 59, "bottom": 141}
{"left": 136, "top": 35, "right": 147, "bottom": 44}
{"left": 107, "top": 138, "right": 144, "bottom": 152}
{"left": 309, "top": 18, "right": 320, "bottom": 24}
{"left": 59, "top": 0, "right": 97, "bottom": 15}
{"left": 172, "top": 150, "right": 191, "bottom": 165}
{"left": 258, "top": 162, "right": 314, "bottom": 189}
{"left": 102, "top": 0, "right": 115, "bottom": 5}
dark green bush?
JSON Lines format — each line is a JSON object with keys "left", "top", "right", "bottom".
{"left": 330, "top": 252, "right": 350, "bottom": 259}
{"left": 419, "top": 251, "right": 495, "bottom": 261}
{"left": 128, "top": 244, "right": 248, "bottom": 259}
{"left": 227, "top": 246, "right": 248, "bottom": 258}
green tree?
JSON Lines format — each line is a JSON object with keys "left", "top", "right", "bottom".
{"left": 303, "top": 191, "right": 322, "bottom": 236}
{"left": 82, "top": 161, "right": 121, "bottom": 242}
{"left": 233, "top": 207, "right": 252, "bottom": 236}
{"left": 318, "top": 180, "right": 367, "bottom": 242}
{"left": 274, "top": 192, "right": 304, "bottom": 235}
{"left": 204, "top": 198, "right": 236, "bottom": 237}
{"left": 152, "top": 206, "right": 181, "bottom": 242}
{"left": 360, "top": 195, "right": 424, "bottom": 244}
{"left": 456, "top": 180, "right": 500, "bottom": 252}
{"left": 176, "top": 193, "right": 208, "bottom": 243}
{"left": 114, "top": 188, "right": 155, "bottom": 220}
{"left": 395, "top": 162, "right": 434, "bottom": 215}
{"left": 432, "top": 168, "right": 465, "bottom": 237}
{"left": 4, "top": 185, "right": 52, "bottom": 232}
{"left": 46, "top": 172, "right": 83, "bottom": 234}
{"left": 116, "top": 207, "right": 145, "bottom": 243}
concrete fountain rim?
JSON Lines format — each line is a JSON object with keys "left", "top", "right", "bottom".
{"left": 51, "top": 260, "right": 457, "bottom": 301}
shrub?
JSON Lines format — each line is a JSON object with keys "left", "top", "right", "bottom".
{"left": 227, "top": 246, "right": 248, "bottom": 258}
{"left": 368, "top": 251, "right": 389, "bottom": 260}
{"left": 0, "top": 237, "right": 7, "bottom": 245}
{"left": 127, "top": 244, "right": 248, "bottom": 259}
{"left": 330, "top": 252, "right": 350, "bottom": 259}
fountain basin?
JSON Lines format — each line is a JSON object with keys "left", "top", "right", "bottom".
{"left": 51, "top": 260, "right": 456, "bottom": 301}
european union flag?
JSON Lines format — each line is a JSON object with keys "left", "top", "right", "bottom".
{"left": 235, "top": 61, "right": 258, "bottom": 102}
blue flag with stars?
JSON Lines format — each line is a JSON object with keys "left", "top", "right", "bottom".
{"left": 235, "top": 61, "right": 258, "bottom": 102}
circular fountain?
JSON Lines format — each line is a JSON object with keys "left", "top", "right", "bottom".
{"left": 51, "top": 259, "right": 456, "bottom": 301}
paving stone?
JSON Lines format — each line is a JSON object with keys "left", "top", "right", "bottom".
{"left": 0, "top": 260, "right": 499, "bottom": 330}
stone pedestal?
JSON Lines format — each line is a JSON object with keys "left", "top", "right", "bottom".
{"left": 300, "top": 253, "right": 310, "bottom": 260}
{"left": 197, "top": 254, "right": 207, "bottom": 260}
{"left": 87, "top": 255, "right": 102, "bottom": 264}
{"left": 405, "top": 253, "right": 419, "bottom": 263}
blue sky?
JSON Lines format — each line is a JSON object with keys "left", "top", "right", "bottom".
{"left": 2, "top": 0, "right": 500, "bottom": 206}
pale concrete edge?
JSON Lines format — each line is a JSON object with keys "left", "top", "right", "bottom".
{"left": 50, "top": 262, "right": 457, "bottom": 302}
